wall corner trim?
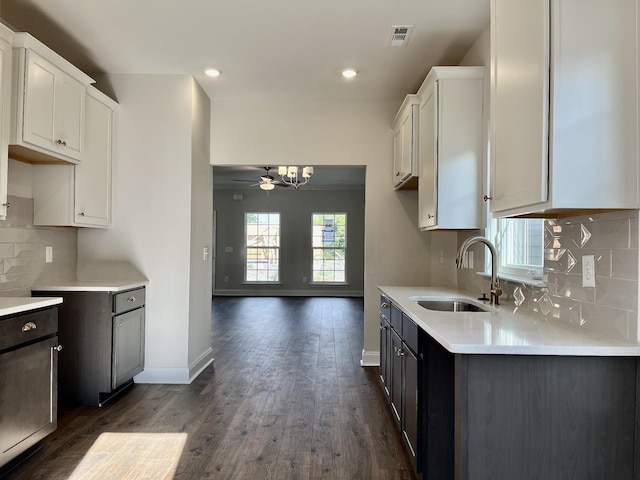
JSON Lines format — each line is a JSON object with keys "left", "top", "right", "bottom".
{"left": 360, "top": 349, "right": 380, "bottom": 367}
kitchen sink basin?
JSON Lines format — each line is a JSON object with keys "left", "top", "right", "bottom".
{"left": 414, "top": 299, "right": 489, "bottom": 313}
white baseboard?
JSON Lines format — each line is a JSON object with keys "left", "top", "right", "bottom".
{"left": 360, "top": 349, "right": 380, "bottom": 367}
{"left": 214, "top": 289, "right": 364, "bottom": 297}
{"left": 189, "top": 347, "right": 214, "bottom": 382}
{"left": 134, "top": 347, "right": 214, "bottom": 384}
{"left": 134, "top": 367, "right": 191, "bottom": 384}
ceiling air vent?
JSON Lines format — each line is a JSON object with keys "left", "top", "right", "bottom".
{"left": 389, "top": 25, "right": 413, "bottom": 47}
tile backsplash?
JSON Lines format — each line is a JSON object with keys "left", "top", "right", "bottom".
{"left": 0, "top": 195, "right": 77, "bottom": 296}
{"left": 458, "top": 210, "right": 639, "bottom": 342}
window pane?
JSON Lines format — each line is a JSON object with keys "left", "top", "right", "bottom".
{"left": 311, "top": 213, "right": 347, "bottom": 284}
{"left": 488, "top": 217, "right": 544, "bottom": 280}
{"left": 245, "top": 212, "right": 280, "bottom": 282}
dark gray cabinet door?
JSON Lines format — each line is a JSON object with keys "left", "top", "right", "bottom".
{"left": 112, "top": 307, "right": 145, "bottom": 390}
{"left": 390, "top": 329, "right": 403, "bottom": 424}
{"left": 403, "top": 345, "right": 418, "bottom": 463}
{"left": 379, "top": 314, "right": 391, "bottom": 399}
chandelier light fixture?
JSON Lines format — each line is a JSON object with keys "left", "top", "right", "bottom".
{"left": 278, "top": 166, "right": 314, "bottom": 189}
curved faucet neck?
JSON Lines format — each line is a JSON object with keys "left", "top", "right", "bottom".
{"left": 456, "top": 236, "right": 501, "bottom": 306}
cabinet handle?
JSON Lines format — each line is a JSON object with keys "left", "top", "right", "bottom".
{"left": 427, "top": 214, "right": 434, "bottom": 219}
{"left": 2, "top": 202, "right": 9, "bottom": 208}
{"left": 127, "top": 296, "right": 136, "bottom": 302}
{"left": 395, "top": 171, "right": 401, "bottom": 177}
{"left": 380, "top": 325, "right": 387, "bottom": 331}
{"left": 381, "top": 302, "right": 388, "bottom": 308}
{"left": 21, "top": 321, "right": 37, "bottom": 332}
{"left": 55, "top": 139, "right": 67, "bottom": 146}
{"left": 79, "top": 212, "right": 85, "bottom": 216}
{"left": 483, "top": 195, "right": 492, "bottom": 201}
{"left": 52, "top": 345, "right": 63, "bottom": 352}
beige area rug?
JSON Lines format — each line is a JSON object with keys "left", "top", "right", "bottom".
{"left": 68, "top": 432, "right": 188, "bottom": 480}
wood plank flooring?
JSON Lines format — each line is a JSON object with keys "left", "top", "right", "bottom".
{"left": 4, "top": 296, "right": 415, "bottom": 479}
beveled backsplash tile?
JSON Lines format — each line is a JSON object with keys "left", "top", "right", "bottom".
{"left": 611, "top": 249, "right": 639, "bottom": 280}
{"left": 461, "top": 210, "right": 639, "bottom": 342}
{"left": 556, "top": 273, "right": 596, "bottom": 303}
{"left": 595, "top": 277, "right": 638, "bottom": 312}
{"left": 0, "top": 196, "right": 77, "bottom": 295}
{"left": 581, "top": 302, "right": 631, "bottom": 340}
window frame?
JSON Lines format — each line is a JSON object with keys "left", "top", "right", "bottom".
{"left": 485, "top": 216, "right": 545, "bottom": 284}
{"left": 311, "top": 212, "right": 347, "bottom": 285}
{"left": 244, "top": 212, "right": 281, "bottom": 283}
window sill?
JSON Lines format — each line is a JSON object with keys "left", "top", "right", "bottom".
{"left": 476, "top": 271, "right": 546, "bottom": 288}
{"left": 308, "top": 282, "right": 349, "bottom": 286}
{"left": 242, "top": 281, "right": 282, "bottom": 285}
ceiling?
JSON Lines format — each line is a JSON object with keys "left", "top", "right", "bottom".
{"left": 0, "top": 0, "right": 489, "bottom": 189}
{"left": 0, "top": 0, "right": 489, "bottom": 103}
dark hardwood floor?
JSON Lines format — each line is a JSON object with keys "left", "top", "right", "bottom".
{"left": 4, "top": 296, "right": 415, "bottom": 479}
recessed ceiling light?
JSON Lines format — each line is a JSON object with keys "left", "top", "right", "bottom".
{"left": 205, "top": 68, "right": 221, "bottom": 77}
{"left": 342, "top": 69, "right": 358, "bottom": 79}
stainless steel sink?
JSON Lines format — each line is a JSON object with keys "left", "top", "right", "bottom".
{"left": 414, "top": 299, "right": 489, "bottom": 313}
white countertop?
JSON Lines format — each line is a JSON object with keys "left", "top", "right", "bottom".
{"left": 0, "top": 297, "right": 62, "bottom": 317}
{"left": 379, "top": 286, "right": 640, "bottom": 356}
{"left": 31, "top": 280, "right": 148, "bottom": 292}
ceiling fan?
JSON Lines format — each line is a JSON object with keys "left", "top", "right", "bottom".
{"left": 233, "top": 166, "right": 289, "bottom": 191}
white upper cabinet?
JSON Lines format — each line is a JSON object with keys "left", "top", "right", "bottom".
{"left": 33, "top": 86, "right": 116, "bottom": 228}
{"left": 10, "top": 33, "right": 94, "bottom": 165}
{"left": 392, "top": 95, "right": 419, "bottom": 189}
{"left": 490, "top": 0, "right": 640, "bottom": 216}
{"left": 75, "top": 86, "right": 115, "bottom": 227}
{"left": 417, "top": 67, "right": 484, "bottom": 230}
{"left": 0, "top": 25, "right": 13, "bottom": 221}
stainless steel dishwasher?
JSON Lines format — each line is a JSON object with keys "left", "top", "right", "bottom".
{"left": 0, "top": 307, "right": 61, "bottom": 469}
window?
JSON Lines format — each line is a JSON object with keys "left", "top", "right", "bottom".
{"left": 487, "top": 217, "right": 544, "bottom": 281}
{"left": 312, "top": 213, "right": 347, "bottom": 283}
{"left": 245, "top": 213, "right": 280, "bottom": 282}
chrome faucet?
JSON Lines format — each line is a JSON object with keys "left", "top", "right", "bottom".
{"left": 456, "top": 236, "right": 502, "bottom": 306}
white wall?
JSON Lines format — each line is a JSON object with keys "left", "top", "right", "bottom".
{"left": 211, "top": 99, "right": 432, "bottom": 364}
{"left": 78, "top": 74, "right": 212, "bottom": 383}
{"left": 188, "top": 79, "right": 214, "bottom": 377}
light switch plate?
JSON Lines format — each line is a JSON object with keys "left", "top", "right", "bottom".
{"left": 582, "top": 255, "right": 596, "bottom": 287}
{"left": 45, "top": 246, "right": 53, "bottom": 263}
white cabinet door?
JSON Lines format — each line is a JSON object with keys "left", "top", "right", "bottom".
{"left": 490, "top": 0, "right": 639, "bottom": 216}
{"left": 490, "top": 0, "right": 549, "bottom": 213}
{"left": 0, "top": 31, "right": 12, "bottom": 220}
{"left": 75, "top": 88, "right": 114, "bottom": 227}
{"left": 23, "top": 52, "right": 56, "bottom": 152}
{"left": 22, "top": 51, "right": 85, "bottom": 162}
{"left": 56, "top": 74, "right": 84, "bottom": 159}
{"left": 32, "top": 87, "right": 116, "bottom": 228}
{"left": 418, "top": 82, "right": 437, "bottom": 229}
{"left": 416, "top": 67, "right": 484, "bottom": 231}
{"left": 392, "top": 95, "right": 419, "bottom": 189}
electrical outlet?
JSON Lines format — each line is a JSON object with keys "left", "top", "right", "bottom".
{"left": 468, "top": 251, "right": 474, "bottom": 269}
{"left": 439, "top": 250, "right": 444, "bottom": 265}
{"left": 582, "top": 255, "right": 596, "bottom": 287}
{"left": 302, "top": 276, "right": 307, "bottom": 283}
{"left": 203, "top": 247, "right": 209, "bottom": 261}
{"left": 224, "top": 276, "right": 230, "bottom": 282}
{"left": 45, "top": 246, "right": 53, "bottom": 263}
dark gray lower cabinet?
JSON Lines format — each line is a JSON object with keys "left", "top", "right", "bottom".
{"left": 379, "top": 313, "right": 391, "bottom": 399}
{"left": 379, "top": 296, "right": 421, "bottom": 471}
{"left": 0, "top": 308, "right": 60, "bottom": 469}
{"left": 379, "top": 298, "right": 640, "bottom": 479}
{"left": 33, "top": 288, "right": 145, "bottom": 407}
{"left": 425, "top": 331, "right": 638, "bottom": 480}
